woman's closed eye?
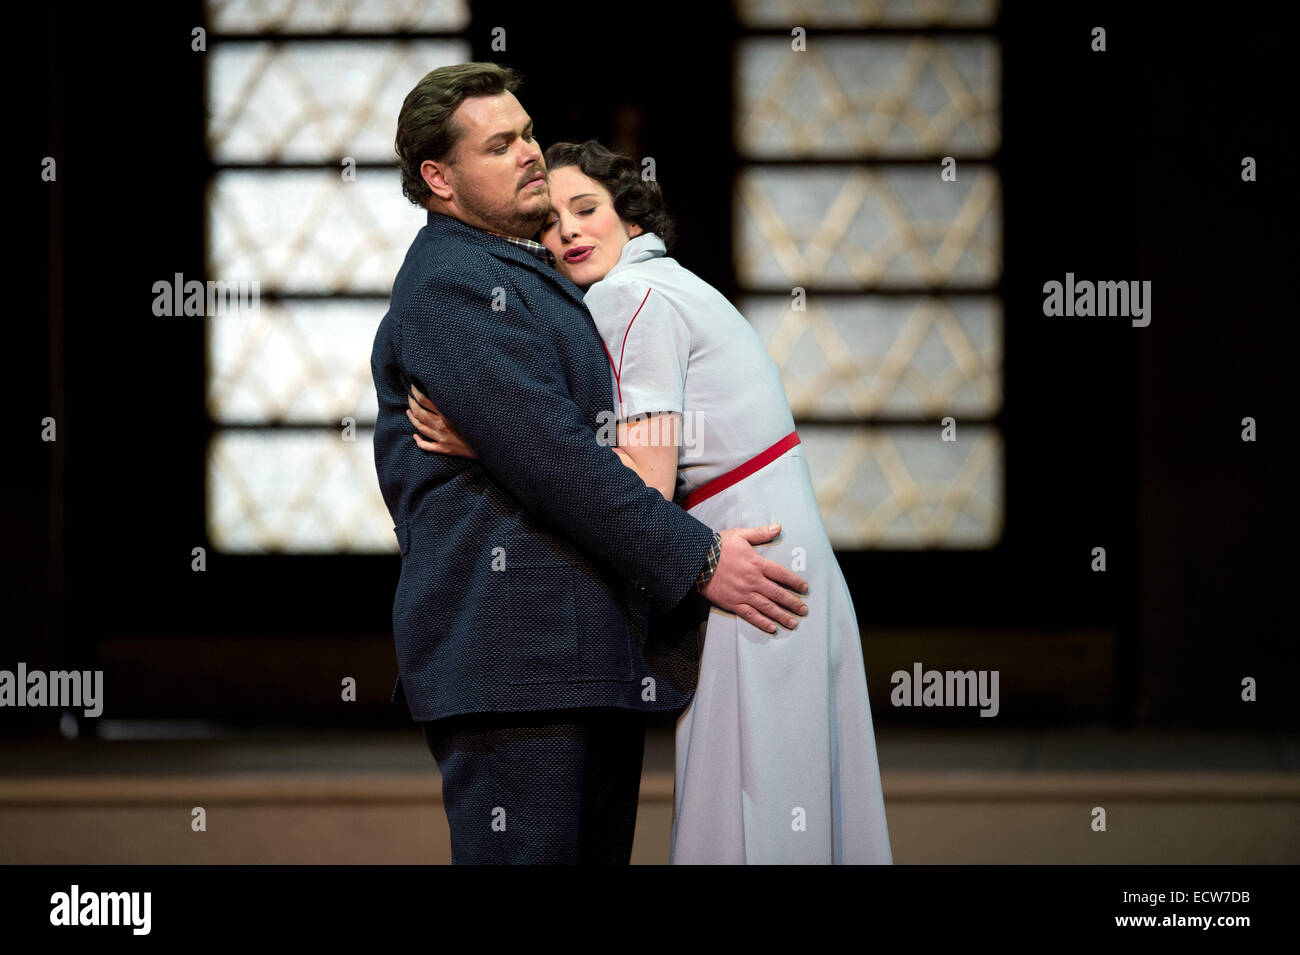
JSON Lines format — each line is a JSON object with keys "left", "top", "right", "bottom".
{"left": 540, "top": 208, "right": 594, "bottom": 232}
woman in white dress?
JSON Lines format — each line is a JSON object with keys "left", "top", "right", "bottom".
{"left": 409, "top": 140, "right": 891, "bottom": 865}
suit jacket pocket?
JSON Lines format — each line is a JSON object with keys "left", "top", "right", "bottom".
{"left": 503, "top": 559, "right": 581, "bottom": 685}
{"left": 576, "top": 572, "right": 634, "bottom": 682}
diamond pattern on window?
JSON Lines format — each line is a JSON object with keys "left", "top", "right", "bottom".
{"left": 206, "top": 0, "right": 470, "bottom": 33}
{"left": 733, "top": 0, "right": 999, "bottom": 28}
{"left": 735, "top": 164, "right": 1001, "bottom": 288}
{"left": 737, "top": 36, "right": 999, "bottom": 158}
{"left": 800, "top": 425, "right": 1002, "bottom": 547}
{"left": 208, "top": 429, "right": 396, "bottom": 553}
{"left": 208, "top": 300, "right": 383, "bottom": 424}
{"left": 742, "top": 294, "right": 1001, "bottom": 417}
{"left": 208, "top": 169, "right": 426, "bottom": 294}
{"left": 208, "top": 40, "right": 471, "bottom": 162}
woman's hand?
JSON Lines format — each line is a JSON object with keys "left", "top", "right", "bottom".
{"left": 407, "top": 384, "right": 478, "bottom": 459}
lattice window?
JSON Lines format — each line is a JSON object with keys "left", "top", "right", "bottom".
{"left": 734, "top": 0, "right": 1004, "bottom": 547}
{"left": 203, "top": 0, "right": 471, "bottom": 552}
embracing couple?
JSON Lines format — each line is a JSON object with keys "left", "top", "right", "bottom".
{"left": 370, "top": 61, "right": 891, "bottom": 865}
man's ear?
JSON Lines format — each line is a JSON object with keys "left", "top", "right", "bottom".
{"left": 421, "top": 159, "right": 454, "bottom": 202}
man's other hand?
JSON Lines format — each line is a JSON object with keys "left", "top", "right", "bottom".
{"left": 700, "top": 524, "right": 810, "bottom": 633}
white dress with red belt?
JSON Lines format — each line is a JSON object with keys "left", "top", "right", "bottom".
{"left": 583, "top": 232, "right": 892, "bottom": 864}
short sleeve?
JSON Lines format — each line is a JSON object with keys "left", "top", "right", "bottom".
{"left": 584, "top": 279, "right": 690, "bottom": 421}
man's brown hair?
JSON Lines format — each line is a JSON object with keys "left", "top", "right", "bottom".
{"left": 395, "top": 61, "right": 522, "bottom": 207}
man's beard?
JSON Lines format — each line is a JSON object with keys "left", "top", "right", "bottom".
{"left": 456, "top": 173, "right": 548, "bottom": 239}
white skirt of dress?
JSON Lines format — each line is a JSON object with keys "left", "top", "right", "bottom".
{"left": 670, "top": 445, "right": 893, "bottom": 864}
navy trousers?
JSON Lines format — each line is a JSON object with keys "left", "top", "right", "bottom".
{"left": 422, "top": 707, "right": 649, "bottom": 864}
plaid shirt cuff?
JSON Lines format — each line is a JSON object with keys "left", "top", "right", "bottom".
{"left": 694, "top": 530, "right": 723, "bottom": 593}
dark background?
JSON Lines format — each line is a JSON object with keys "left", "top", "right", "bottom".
{"left": 6, "top": 1, "right": 1295, "bottom": 734}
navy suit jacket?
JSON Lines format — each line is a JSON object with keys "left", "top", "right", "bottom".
{"left": 371, "top": 211, "right": 716, "bottom": 723}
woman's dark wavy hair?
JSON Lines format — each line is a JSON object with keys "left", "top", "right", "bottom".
{"left": 542, "top": 140, "right": 677, "bottom": 253}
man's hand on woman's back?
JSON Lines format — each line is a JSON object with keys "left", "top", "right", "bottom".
{"left": 701, "top": 524, "right": 809, "bottom": 633}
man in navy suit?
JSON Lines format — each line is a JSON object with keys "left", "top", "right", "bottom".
{"left": 371, "top": 62, "right": 809, "bottom": 864}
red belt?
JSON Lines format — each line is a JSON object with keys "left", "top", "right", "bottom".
{"left": 680, "top": 430, "right": 800, "bottom": 511}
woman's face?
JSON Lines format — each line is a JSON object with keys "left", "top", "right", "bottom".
{"left": 539, "top": 165, "right": 642, "bottom": 289}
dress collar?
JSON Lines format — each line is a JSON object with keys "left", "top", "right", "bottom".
{"left": 606, "top": 232, "right": 666, "bottom": 278}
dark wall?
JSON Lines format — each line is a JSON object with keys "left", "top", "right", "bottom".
{"left": 1125, "top": 11, "right": 1294, "bottom": 724}
{"left": 6, "top": 1, "right": 1293, "bottom": 731}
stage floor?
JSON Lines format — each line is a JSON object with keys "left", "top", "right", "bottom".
{"left": 1, "top": 728, "right": 1296, "bottom": 864}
